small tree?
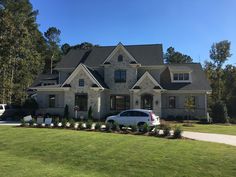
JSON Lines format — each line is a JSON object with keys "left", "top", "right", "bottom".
{"left": 64, "top": 104, "right": 69, "bottom": 119}
{"left": 211, "top": 101, "right": 228, "bottom": 123}
{"left": 87, "top": 106, "right": 93, "bottom": 120}
{"left": 184, "top": 96, "right": 195, "bottom": 120}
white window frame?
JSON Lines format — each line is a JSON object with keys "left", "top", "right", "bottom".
{"left": 171, "top": 72, "right": 192, "bottom": 83}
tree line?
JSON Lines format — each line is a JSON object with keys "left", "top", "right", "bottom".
{"left": 0, "top": 0, "right": 93, "bottom": 105}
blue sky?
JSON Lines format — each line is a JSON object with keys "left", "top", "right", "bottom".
{"left": 30, "top": 0, "right": 236, "bottom": 65}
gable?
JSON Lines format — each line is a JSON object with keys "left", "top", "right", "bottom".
{"left": 102, "top": 43, "right": 139, "bottom": 65}
{"left": 62, "top": 64, "right": 105, "bottom": 89}
{"left": 131, "top": 71, "right": 163, "bottom": 90}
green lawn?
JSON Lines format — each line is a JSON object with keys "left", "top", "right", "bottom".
{"left": 0, "top": 126, "right": 235, "bottom": 177}
{"left": 170, "top": 123, "right": 236, "bottom": 135}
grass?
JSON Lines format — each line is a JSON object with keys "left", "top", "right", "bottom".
{"left": 169, "top": 122, "right": 236, "bottom": 135}
{"left": 0, "top": 126, "right": 235, "bottom": 177}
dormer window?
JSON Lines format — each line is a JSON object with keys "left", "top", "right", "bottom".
{"left": 173, "top": 73, "right": 190, "bottom": 81}
{"left": 79, "top": 79, "right": 84, "bottom": 87}
{"left": 118, "top": 55, "right": 123, "bottom": 62}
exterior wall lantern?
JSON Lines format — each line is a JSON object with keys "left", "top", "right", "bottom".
{"left": 155, "top": 100, "right": 159, "bottom": 105}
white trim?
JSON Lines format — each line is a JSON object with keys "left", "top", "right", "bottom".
{"left": 170, "top": 72, "right": 192, "bottom": 83}
{"left": 165, "top": 90, "right": 212, "bottom": 94}
{"left": 131, "top": 71, "right": 163, "bottom": 90}
{"left": 102, "top": 42, "right": 139, "bottom": 64}
{"left": 61, "top": 64, "right": 104, "bottom": 89}
{"left": 29, "top": 87, "right": 70, "bottom": 91}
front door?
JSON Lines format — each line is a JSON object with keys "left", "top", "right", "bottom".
{"left": 141, "top": 94, "right": 153, "bottom": 110}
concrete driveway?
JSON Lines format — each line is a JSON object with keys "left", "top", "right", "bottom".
{"left": 183, "top": 131, "right": 236, "bottom": 147}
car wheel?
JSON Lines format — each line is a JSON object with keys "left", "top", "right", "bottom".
{"left": 107, "top": 120, "right": 114, "bottom": 124}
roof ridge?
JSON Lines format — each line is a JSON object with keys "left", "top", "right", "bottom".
{"left": 93, "top": 43, "right": 162, "bottom": 48}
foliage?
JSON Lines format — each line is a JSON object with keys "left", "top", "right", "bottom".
{"left": 86, "top": 120, "right": 93, "bottom": 129}
{"left": 162, "top": 124, "right": 171, "bottom": 136}
{"left": 64, "top": 104, "right": 69, "bottom": 119}
{"left": 111, "top": 122, "right": 120, "bottom": 132}
{"left": 61, "top": 43, "right": 70, "bottom": 55}
{"left": 44, "top": 27, "right": 61, "bottom": 73}
{"left": 78, "top": 122, "right": 85, "bottom": 130}
{"left": 69, "top": 119, "right": 75, "bottom": 129}
{"left": 211, "top": 101, "right": 229, "bottom": 123}
{"left": 53, "top": 117, "right": 59, "bottom": 127}
{"left": 131, "top": 125, "right": 138, "bottom": 132}
{"left": 20, "top": 119, "right": 26, "bottom": 127}
{"left": 62, "top": 119, "right": 68, "bottom": 128}
{"left": 164, "top": 47, "right": 193, "bottom": 64}
{"left": 142, "top": 123, "right": 150, "bottom": 133}
{"left": 204, "top": 40, "right": 232, "bottom": 106}
{"left": 105, "top": 122, "right": 112, "bottom": 132}
{"left": 222, "top": 65, "right": 236, "bottom": 118}
{"left": 184, "top": 96, "right": 195, "bottom": 120}
{"left": 0, "top": 0, "right": 46, "bottom": 105}
{"left": 173, "top": 126, "right": 182, "bottom": 139}
{"left": 29, "top": 118, "right": 36, "bottom": 126}
{"left": 23, "top": 98, "right": 38, "bottom": 115}
{"left": 87, "top": 106, "right": 93, "bottom": 120}
{"left": 95, "top": 122, "right": 102, "bottom": 130}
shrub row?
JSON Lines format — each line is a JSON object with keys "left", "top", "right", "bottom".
{"left": 20, "top": 120, "right": 182, "bottom": 139}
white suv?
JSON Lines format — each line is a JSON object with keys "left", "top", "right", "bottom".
{"left": 105, "top": 109, "right": 160, "bottom": 127}
{"left": 0, "top": 104, "right": 7, "bottom": 117}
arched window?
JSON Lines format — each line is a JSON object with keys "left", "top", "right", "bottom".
{"left": 118, "top": 55, "right": 123, "bottom": 62}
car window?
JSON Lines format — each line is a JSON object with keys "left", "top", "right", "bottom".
{"left": 0, "top": 105, "right": 3, "bottom": 110}
{"left": 132, "top": 111, "right": 149, "bottom": 117}
{"left": 120, "top": 111, "right": 131, "bottom": 117}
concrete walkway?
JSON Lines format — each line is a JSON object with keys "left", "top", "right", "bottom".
{"left": 0, "top": 121, "right": 20, "bottom": 126}
{"left": 183, "top": 131, "right": 236, "bottom": 147}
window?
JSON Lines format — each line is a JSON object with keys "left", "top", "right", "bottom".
{"left": 49, "top": 95, "right": 56, "bottom": 108}
{"left": 120, "top": 111, "right": 132, "bottom": 117}
{"left": 118, "top": 55, "right": 123, "bottom": 62}
{"left": 120, "top": 111, "right": 149, "bottom": 117}
{"left": 75, "top": 94, "right": 88, "bottom": 111}
{"left": 169, "top": 96, "right": 176, "bottom": 108}
{"left": 132, "top": 111, "right": 149, "bottom": 117}
{"left": 184, "top": 73, "right": 189, "bottom": 80}
{"left": 114, "top": 70, "right": 126, "bottom": 83}
{"left": 173, "top": 73, "right": 190, "bottom": 81}
{"left": 0, "top": 105, "right": 3, "bottom": 110}
{"left": 79, "top": 79, "right": 84, "bottom": 87}
{"left": 110, "top": 95, "right": 130, "bottom": 110}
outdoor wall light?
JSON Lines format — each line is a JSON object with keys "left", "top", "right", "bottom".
{"left": 135, "top": 100, "right": 139, "bottom": 105}
{"left": 155, "top": 100, "right": 159, "bottom": 105}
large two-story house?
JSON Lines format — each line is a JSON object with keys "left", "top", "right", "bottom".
{"left": 30, "top": 43, "right": 211, "bottom": 119}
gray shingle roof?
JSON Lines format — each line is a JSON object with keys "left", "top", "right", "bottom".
{"left": 55, "top": 44, "right": 163, "bottom": 69}
{"left": 31, "top": 73, "right": 58, "bottom": 87}
{"left": 86, "top": 67, "right": 109, "bottom": 89}
{"left": 160, "top": 63, "right": 211, "bottom": 91}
